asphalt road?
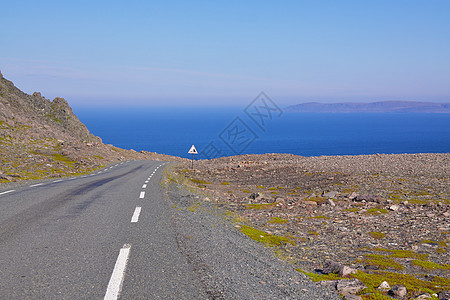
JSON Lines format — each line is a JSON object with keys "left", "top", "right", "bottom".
{"left": 0, "top": 160, "right": 339, "bottom": 300}
{"left": 0, "top": 160, "right": 207, "bottom": 299}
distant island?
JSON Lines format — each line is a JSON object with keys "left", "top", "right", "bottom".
{"left": 285, "top": 101, "right": 450, "bottom": 113}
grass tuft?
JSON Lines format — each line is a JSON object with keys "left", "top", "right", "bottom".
{"left": 240, "top": 225, "right": 295, "bottom": 247}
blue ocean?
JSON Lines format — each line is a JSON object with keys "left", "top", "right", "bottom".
{"left": 75, "top": 107, "right": 450, "bottom": 159}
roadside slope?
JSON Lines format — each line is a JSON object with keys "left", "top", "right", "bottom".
{"left": 0, "top": 71, "right": 184, "bottom": 185}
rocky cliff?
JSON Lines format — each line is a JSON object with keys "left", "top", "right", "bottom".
{"left": 0, "top": 71, "right": 182, "bottom": 184}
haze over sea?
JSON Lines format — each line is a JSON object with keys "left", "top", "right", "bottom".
{"left": 76, "top": 107, "right": 450, "bottom": 159}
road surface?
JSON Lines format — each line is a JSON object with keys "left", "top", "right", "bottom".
{"left": 0, "top": 161, "right": 207, "bottom": 299}
{"left": 0, "top": 160, "right": 338, "bottom": 299}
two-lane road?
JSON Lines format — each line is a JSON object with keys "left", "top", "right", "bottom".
{"left": 0, "top": 160, "right": 206, "bottom": 299}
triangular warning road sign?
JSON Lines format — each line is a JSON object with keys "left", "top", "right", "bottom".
{"left": 188, "top": 145, "right": 198, "bottom": 154}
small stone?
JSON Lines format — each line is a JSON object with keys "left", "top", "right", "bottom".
{"left": 389, "top": 204, "right": 400, "bottom": 211}
{"left": 249, "top": 192, "right": 264, "bottom": 200}
{"left": 326, "top": 199, "right": 336, "bottom": 206}
{"left": 339, "top": 266, "right": 357, "bottom": 277}
{"left": 377, "top": 281, "right": 390, "bottom": 290}
{"left": 389, "top": 285, "right": 407, "bottom": 298}
{"left": 348, "top": 192, "right": 358, "bottom": 200}
{"left": 336, "top": 278, "right": 366, "bottom": 295}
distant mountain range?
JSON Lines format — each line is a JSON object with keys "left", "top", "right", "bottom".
{"left": 285, "top": 101, "right": 450, "bottom": 113}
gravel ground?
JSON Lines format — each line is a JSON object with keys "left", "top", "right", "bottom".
{"left": 165, "top": 177, "right": 340, "bottom": 299}
{"left": 170, "top": 153, "right": 449, "bottom": 299}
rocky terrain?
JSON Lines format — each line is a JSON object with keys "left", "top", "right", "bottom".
{"left": 0, "top": 71, "right": 184, "bottom": 186}
{"left": 171, "top": 153, "right": 449, "bottom": 299}
{"left": 2, "top": 70, "right": 449, "bottom": 299}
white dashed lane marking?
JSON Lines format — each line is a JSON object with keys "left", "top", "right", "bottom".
{"left": 131, "top": 207, "right": 142, "bottom": 223}
{"left": 0, "top": 190, "right": 15, "bottom": 196}
{"left": 104, "top": 244, "right": 131, "bottom": 300}
{"left": 30, "top": 183, "right": 44, "bottom": 187}
{"left": 139, "top": 191, "right": 145, "bottom": 199}
{"left": 142, "top": 184, "right": 147, "bottom": 189}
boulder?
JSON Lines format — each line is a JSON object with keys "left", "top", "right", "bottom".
{"left": 348, "top": 192, "right": 358, "bottom": 200}
{"left": 323, "top": 191, "right": 338, "bottom": 198}
{"left": 389, "top": 285, "right": 407, "bottom": 298}
{"left": 377, "top": 281, "right": 390, "bottom": 290}
{"left": 389, "top": 204, "right": 400, "bottom": 211}
{"left": 339, "top": 266, "right": 357, "bottom": 277}
{"left": 322, "top": 260, "right": 342, "bottom": 274}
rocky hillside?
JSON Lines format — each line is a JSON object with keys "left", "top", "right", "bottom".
{"left": 0, "top": 71, "right": 183, "bottom": 185}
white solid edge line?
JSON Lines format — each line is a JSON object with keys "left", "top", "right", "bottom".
{"left": 131, "top": 206, "right": 142, "bottom": 223}
{"left": 139, "top": 191, "right": 145, "bottom": 199}
{"left": 30, "top": 183, "right": 44, "bottom": 187}
{"left": 53, "top": 179, "right": 63, "bottom": 183}
{"left": 104, "top": 244, "right": 131, "bottom": 300}
{"left": 0, "top": 190, "right": 15, "bottom": 195}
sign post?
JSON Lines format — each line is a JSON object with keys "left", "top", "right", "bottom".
{"left": 188, "top": 145, "right": 198, "bottom": 169}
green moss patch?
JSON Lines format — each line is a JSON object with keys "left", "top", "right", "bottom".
{"left": 363, "top": 254, "right": 404, "bottom": 270}
{"left": 360, "top": 293, "right": 392, "bottom": 300}
{"left": 309, "top": 215, "right": 329, "bottom": 219}
{"left": 364, "top": 208, "right": 389, "bottom": 215}
{"left": 268, "top": 217, "right": 288, "bottom": 224}
{"left": 352, "top": 270, "right": 450, "bottom": 296}
{"left": 411, "top": 260, "right": 450, "bottom": 270}
{"left": 372, "top": 248, "right": 429, "bottom": 260}
{"left": 190, "top": 178, "right": 211, "bottom": 184}
{"left": 420, "top": 239, "right": 448, "bottom": 248}
{"left": 297, "top": 269, "right": 343, "bottom": 282}
{"left": 240, "top": 225, "right": 295, "bottom": 247}
{"left": 51, "top": 154, "right": 76, "bottom": 166}
{"left": 244, "top": 203, "right": 276, "bottom": 210}
{"left": 369, "top": 232, "right": 386, "bottom": 239}
{"left": 307, "top": 196, "right": 327, "bottom": 202}
{"left": 343, "top": 207, "right": 361, "bottom": 212}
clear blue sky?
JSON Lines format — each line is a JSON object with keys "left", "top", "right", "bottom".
{"left": 1, "top": 0, "right": 449, "bottom": 107}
